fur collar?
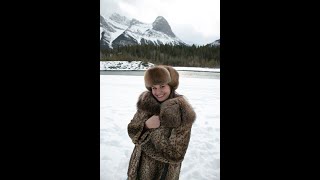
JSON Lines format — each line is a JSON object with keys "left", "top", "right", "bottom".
{"left": 136, "top": 91, "right": 161, "bottom": 115}
{"left": 136, "top": 91, "right": 196, "bottom": 126}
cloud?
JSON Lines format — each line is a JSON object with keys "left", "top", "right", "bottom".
{"left": 100, "top": 0, "right": 220, "bottom": 45}
{"left": 172, "top": 24, "right": 219, "bottom": 45}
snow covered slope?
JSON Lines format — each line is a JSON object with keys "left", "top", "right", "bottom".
{"left": 100, "top": 13, "right": 186, "bottom": 49}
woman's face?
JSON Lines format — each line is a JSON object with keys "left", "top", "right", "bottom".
{"left": 151, "top": 84, "right": 171, "bottom": 102}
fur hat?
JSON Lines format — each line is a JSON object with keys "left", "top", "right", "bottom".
{"left": 144, "top": 65, "right": 179, "bottom": 91}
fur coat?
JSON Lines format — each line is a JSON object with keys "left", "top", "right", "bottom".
{"left": 127, "top": 91, "right": 196, "bottom": 180}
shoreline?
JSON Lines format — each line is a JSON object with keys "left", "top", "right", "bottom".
{"left": 99, "top": 69, "right": 220, "bottom": 73}
{"left": 100, "top": 61, "right": 220, "bottom": 73}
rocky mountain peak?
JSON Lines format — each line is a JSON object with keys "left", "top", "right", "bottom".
{"left": 100, "top": 13, "right": 186, "bottom": 50}
{"left": 208, "top": 39, "right": 220, "bottom": 46}
{"left": 110, "top": 13, "right": 131, "bottom": 26}
{"left": 129, "top": 18, "right": 143, "bottom": 26}
{"left": 100, "top": 15, "right": 115, "bottom": 32}
{"left": 152, "top": 16, "right": 175, "bottom": 37}
{"left": 100, "top": 15, "right": 108, "bottom": 27}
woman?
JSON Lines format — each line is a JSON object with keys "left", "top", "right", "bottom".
{"left": 127, "top": 65, "right": 196, "bottom": 180}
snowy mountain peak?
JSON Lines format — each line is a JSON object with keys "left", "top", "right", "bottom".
{"left": 208, "top": 39, "right": 220, "bottom": 46}
{"left": 100, "top": 13, "right": 186, "bottom": 49}
{"left": 154, "top": 16, "right": 166, "bottom": 22}
{"left": 109, "top": 13, "right": 131, "bottom": 26}
{"left": 130, "top": 18, "right": 143, "bottom": 26}
{"left": 152, "top": 16, "right": 176, "bottom": 38}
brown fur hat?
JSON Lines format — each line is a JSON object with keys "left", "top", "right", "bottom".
{"left": 144, "top": 65, "right": 179, "bottom": 91}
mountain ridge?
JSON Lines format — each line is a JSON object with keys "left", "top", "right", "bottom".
{"left": 100, "top": 13, "right": 219, "bottom": 50}
{"left": 101, "top": 13, "right": 187, "bottom": 49}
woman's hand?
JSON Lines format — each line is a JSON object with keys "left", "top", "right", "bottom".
{"left": 145, "top": 115, "right": 160, "bottom": 129}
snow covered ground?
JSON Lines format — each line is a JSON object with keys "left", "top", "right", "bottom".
{"left": 100, "top": 61, "right": 154, "bottom": 70}
{"left": 100, "top": 70, "right": 220, "bottom": 180}
{"left": 100, "top": 61, "right": 220, "bottom": 72}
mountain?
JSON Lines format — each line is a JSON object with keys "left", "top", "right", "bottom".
{"left": 207, "top": 39, "right": 220, "bottom": 47}
{"left": 100, "top": 13, "right": 131, "bottom": 49}
{"left": 100, "top": 13, "right": 186, "bottom": 50}
{"left": 152, "top": 16, "right": 176, "bottom": 38}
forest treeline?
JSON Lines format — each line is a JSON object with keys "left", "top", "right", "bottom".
{"left": 100, "top": 44, "right": 220, "bottom": 68}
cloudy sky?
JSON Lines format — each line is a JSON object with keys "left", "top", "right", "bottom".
{"left": 100, "top": 0, "right": 220, "bottom": 45}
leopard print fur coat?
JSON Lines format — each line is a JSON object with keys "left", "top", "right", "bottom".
{"left": 127, "top": 91, "right": 196, "bottom": 180}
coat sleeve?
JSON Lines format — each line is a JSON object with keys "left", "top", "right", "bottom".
{"left": 127, "top": 110, "right": 152, "bottom": 145}
{"left": 159, "top": 98, "right": 181, "bottom": 128}
{"left": 142, "top": 126, "right": 193, "bottom": 164}
{"left": 142, "top": 97, "right": 196, "bottom": 164}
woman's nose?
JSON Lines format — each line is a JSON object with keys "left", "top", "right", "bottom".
{"left": 155, "top": 88, "right": 161, "bottom": 95}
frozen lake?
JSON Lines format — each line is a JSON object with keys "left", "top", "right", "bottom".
{"left": 100, "top": 71, "right": 220, "bottom": 180}
{"left": 100, "top": 70, "right": 220, "bottom": 79}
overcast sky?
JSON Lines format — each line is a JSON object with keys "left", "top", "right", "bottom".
{"left": 100, "top": 0, "right": 220, "bottom": 45}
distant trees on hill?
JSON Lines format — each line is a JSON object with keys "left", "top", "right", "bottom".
{"left": 100, "top": 44, "right": 220, "bottom": 68}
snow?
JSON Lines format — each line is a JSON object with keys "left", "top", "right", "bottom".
{"left": 100, "top": 61, "right": 220, "bottom": 72}
{"left": 100, "top": 27, "right": 103, "bottom": 40}
{"left": 126, "top": 23, "right": 179, "bottom": 45}
{"left": 126, "top": 23, "right": 153, "bottom": 43}
{"left": 101, "top": 13, "right": 185, "bottom": 47}
{"left": 107, "top": 17, "right": 130, "bottom": 47}
{"left": 209, "top": 40, "right": 220, "bottom": 46}
{"left": 100, "top": 61, "right": 155, "bottom": 70}
{"left": 174, "top": 66, "right": 220, "bottom": 73}
{"left": 141, "top": 30, "right": 180, "bottom": 45}
{"left": 100, "top": 15, "right": 132, "bottom": 48}
{"left": 100, "top": 69, "right": 220, "bottom": 179}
